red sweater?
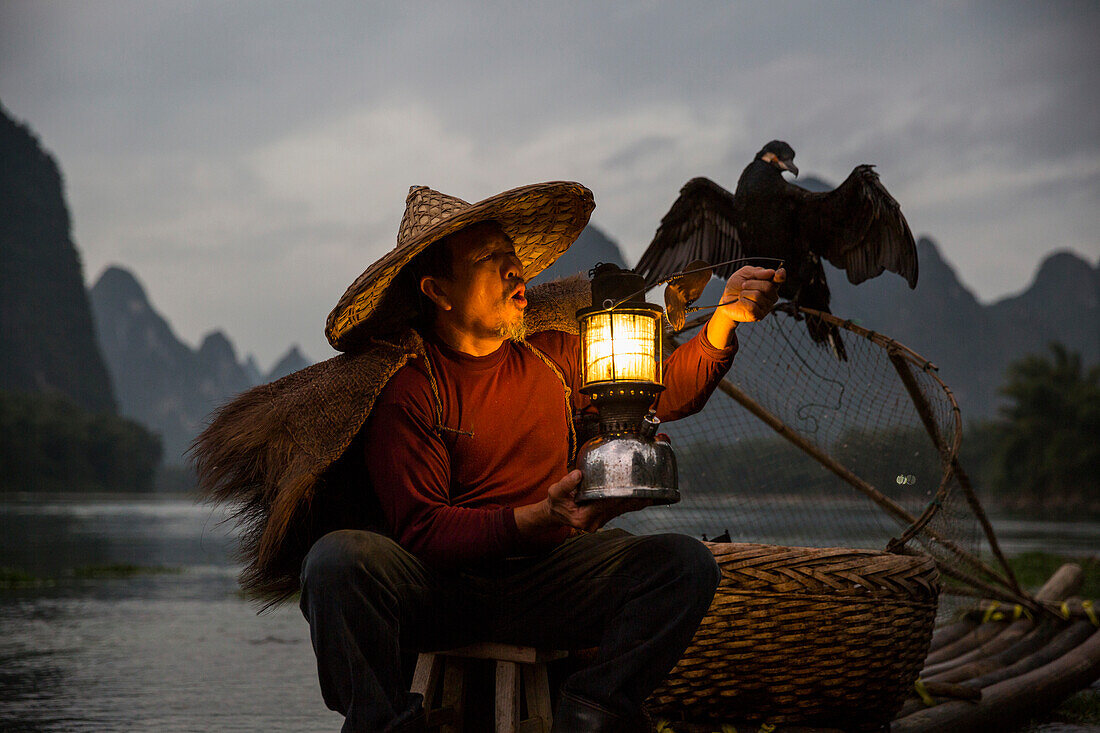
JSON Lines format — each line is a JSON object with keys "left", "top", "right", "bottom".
{"left": 364, "top": 328, "right": 735, "bottom": 567}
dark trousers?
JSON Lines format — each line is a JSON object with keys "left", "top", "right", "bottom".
{"left": 299, "top": 528, "right": 720, "bottom": 732}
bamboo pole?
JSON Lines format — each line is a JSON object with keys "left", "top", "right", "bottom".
{"left": 928, "top": 618, "right": 978, "bottom": 653}
{"left": 922, "top": 564, "right": 1080, "bottom": 670}
{"left": 918, "top": 681, "right": 981, "bottom": 701}
{"left": 891, "top": 624, "right": 1066, "bottom": 716}
{"left": 706, "top": 373, "right": 1028, "bottom": 604}
{"left": 892, "top": 627, "right": 1100, "bottom": 732}
{"left": 670, "top": 314, "right": 1029, "bottom": 605}
{"left": 896, "top": 625, "right": 1081, "bottom": 719}
{"left": 925, "top": 622, "right": 1060, "bottom": 684}
{"left": 899, "top": 566, "right": 1093, "bottom": 720}
{"left": 921, "top": 620, "right": 1010, "bottom": 668}
{"left": 1034, "top": 564, "right": 1085, "bottom": 603}
{"left": 887, "top": 350, "right": 1022, "bottom": 596}
{"left": 1051, "top": 598, "right": 1100, "bottom": 620}
{"left": 960, "top": 620, "right": 1097, "bottom": 690}
{"left": 920, "top": 617, "right": 1036, "bottom": 677}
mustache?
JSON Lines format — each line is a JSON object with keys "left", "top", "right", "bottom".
{"left": 505, "top": 278, "right": 526, "bottom": 298}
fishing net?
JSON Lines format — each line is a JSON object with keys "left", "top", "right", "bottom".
{"left": 613, "top": 306, "right": 1024, "bottom": 622}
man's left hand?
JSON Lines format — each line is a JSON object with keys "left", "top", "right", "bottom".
{"left": 717, "top": 266, "right": 785, "bottom": 323}
{"left": 704, "top": 266, "right": 785, "bottom": 349}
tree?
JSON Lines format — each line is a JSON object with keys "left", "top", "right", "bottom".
{"left": 992, "top": 343, "right": 1100, "bottom": 505}
{"left": 0, "top": 390, "right": 161, "bottom": 492}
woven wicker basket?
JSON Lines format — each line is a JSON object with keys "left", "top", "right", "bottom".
{"left": 648, "top": 542, "right": 940, "bottom": 730}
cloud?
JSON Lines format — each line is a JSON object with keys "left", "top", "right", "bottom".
{"left": 248, "top": 96, "right": 750, "bottom": 254}
{"left": 904, "top": 153, "right": 1100, "bottom": 210}
{"left": 2, "top": 1, "right": 1098, "bottom": 365}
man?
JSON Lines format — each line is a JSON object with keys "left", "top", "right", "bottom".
{"left": 297, "top": 182, "right": 784, "bottom": 732}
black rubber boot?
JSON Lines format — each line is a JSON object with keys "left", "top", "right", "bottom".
{"left": 551, "top": 691, "right": 647, "bottom": 733}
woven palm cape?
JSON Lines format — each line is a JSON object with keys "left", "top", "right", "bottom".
{"left": 192, "top": 276, "right": 591, "bottom": 607}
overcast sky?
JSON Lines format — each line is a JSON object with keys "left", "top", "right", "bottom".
{"left": 2, "top": 1, "right": 1098, "bottom": 367}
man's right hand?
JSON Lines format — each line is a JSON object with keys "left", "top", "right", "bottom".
{"left": 515, "top": 470, "right": 653, "bottom": 538}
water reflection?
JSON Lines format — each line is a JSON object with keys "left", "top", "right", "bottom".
{"left": 0, "top": 494, "right": 339, "bottom": 731}
{"left": 0, "top": 493, "right": 235, "bottom": 576}
{"left": 1, "top": 493, "right": 1097, "bottom": 731}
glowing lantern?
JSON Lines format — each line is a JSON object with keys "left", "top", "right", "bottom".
{"left": 573, "top": 264, "right": 679, "bottom": 504}
{"left": 579, "top": 309, "right": 662, "bottom": 385}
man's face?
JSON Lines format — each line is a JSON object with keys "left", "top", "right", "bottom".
{"left": 431, "top": 222, "right": 527, "bottom": 341}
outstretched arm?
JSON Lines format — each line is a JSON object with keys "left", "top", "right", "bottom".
{"left": 704, "top": 266, "right": 785, "bottom": 348}
{"left": 658, "top": 266, "right": 785, "bottom": 421}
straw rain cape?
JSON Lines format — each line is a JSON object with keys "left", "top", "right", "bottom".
{"left": 191, "top": 275, "right": 591, "bottom": 608}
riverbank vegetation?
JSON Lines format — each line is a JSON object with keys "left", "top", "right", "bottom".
{"left": 0, "top": 390, "right": 161, "bottom": 492}
{"left": 963, "top": 343, "right": 1100, "bottom": 517}
{"left": 677, "top": 343, "right": 1099, "bottom": 518}
{"left": 1006, "top": 551, "right": 1100, "bottom": 598}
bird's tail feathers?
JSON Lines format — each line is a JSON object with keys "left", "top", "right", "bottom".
{"left": 799, "top": 264, "right": 848, "bottom": 361}
{"left": 773, "top": 301, "right": 849, "bottom": 361}
{"left": 806, "top": 316, "right": 849, "bottom": 362}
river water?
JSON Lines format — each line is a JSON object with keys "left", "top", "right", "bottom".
{"left": 1, "top": 493, "right": 1097, "bottom": 732}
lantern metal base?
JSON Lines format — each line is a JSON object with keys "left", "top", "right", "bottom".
{"left": 574, "top": 486, "right": 681, "bottom": 505}
{"left": 574, "top": 433, "right": 680, "bottom": 506}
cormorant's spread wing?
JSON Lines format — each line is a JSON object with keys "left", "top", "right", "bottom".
{"left": 798, "top": 165, "right": 918, "bottom": 288}
{"left": 635, "top": 178, "right": 744, "bottom": 285}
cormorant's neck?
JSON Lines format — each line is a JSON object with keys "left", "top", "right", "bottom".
{"left": 738, "top": 158, "right": 786, "bottom": 189}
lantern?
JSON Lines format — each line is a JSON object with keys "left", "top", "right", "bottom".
{"left": 573, "top": 264, "right": 679, "bottom": 504}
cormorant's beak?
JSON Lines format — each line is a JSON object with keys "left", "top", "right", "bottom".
{"left": 782, "top": 160, "right": 799, "bottom": 177}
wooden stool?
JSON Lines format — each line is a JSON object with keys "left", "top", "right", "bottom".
{"left": 411, "top": 642, "right": 567, "bottom": 733}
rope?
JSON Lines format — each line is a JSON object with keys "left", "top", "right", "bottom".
{"left": 519, "top": 340, "right": 578, "bottom": 464}
{"left": 914, "top": 679, "right": 936, "bottom": 707}
{"left": 1057, "top": 600, "right": 1098, "bottom": 625}
{"left": 421, "top": 352, "right": 474, "bottom": 437}
{"left": 981, "top": 601, "right": 1032, "bottom": 622}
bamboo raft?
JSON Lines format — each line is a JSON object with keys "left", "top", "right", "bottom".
{"left": 890, "top": 563, "right": 1100, "bottom": 732}
{"left": 659, "top": 563, "right": 1100, "bottom": 732}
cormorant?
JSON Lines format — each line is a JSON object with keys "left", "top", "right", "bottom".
{"left": 636, "top": 141, "right": 918, "bottom": 359}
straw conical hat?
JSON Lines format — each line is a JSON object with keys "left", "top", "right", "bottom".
{"left": 325, "top": 181, "right": 595, "bottom": 351}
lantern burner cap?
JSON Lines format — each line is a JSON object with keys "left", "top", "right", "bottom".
{"left": 582, "top": 380, "right": 664, "bottom": 435}
{"left": 589, "top": 263, "right": 649, "bottom": 309}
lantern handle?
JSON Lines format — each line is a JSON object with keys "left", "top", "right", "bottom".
{"left": 603, "top": 257, "right": 785, "bottom": 312}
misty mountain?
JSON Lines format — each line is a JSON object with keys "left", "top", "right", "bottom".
{"left": 242, "top": 354, "right": 264, "bottom": 386}
{"left": 0, "top": 102, "right": 116, "bottom": 413}
{"left": 987, "top": 251, "right": 1100, "bottom": 368}
{"left": 798, "top": 172, "right": 1098, "bottom": 417}
{"left": 821, "top": 239, "right": 1098, "bottom": 419}
{"left": 530, "top": 224, "right": 628, "bottom": 285}
{"left": 85, "top": 227, "right": 621, "bottom": 466}
{"left": 824, "top": 237, "right": 1008, "bottom": 415}
{"left": 89, "top": 265, "right": 316, "bottom": 464}
{"left": 89, "top": 266, "right": 252, "bottom": 463}
{"left": 267, "top": 346, "right": 311, "bottom": 382}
